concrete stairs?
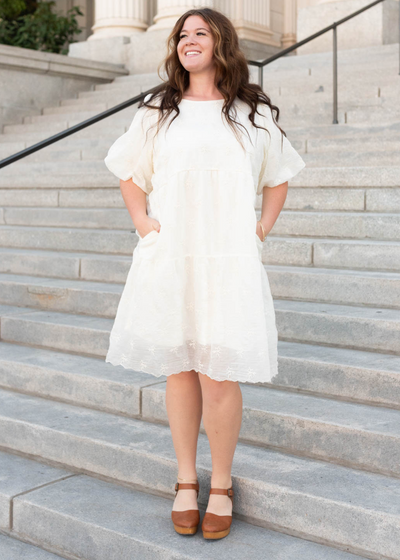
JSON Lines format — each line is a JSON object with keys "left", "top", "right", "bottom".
{"left": 0, "top": 41, "right": 399, "bottom": 559}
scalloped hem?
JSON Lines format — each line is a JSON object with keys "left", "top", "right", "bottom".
{"left": 105, "top": 356, "right": 278, "bottom": 384}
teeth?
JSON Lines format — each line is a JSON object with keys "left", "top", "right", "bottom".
{"left": 186, "top": 51, "right": 200, "bottom": 56}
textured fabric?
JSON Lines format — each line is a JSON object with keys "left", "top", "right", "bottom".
{"left": 104, "top": 94, "right": 306, "bottom": 383}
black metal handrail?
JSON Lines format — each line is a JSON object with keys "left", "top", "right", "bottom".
{"left": 247, "top": 0, "right": 386, "bottom": 124}
{"left": 0, "top": 0, "right": 389, "bottom": 169}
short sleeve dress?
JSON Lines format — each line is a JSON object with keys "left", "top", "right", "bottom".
{"left": 104, "top": 93, "right": 306, "bottom": 383}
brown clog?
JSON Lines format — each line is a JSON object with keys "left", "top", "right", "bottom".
{"left": 171, "top": 481, "right": 200, "bottom": 535}
{"left": 201, "top": 486, "right": 234, "bottom": 540}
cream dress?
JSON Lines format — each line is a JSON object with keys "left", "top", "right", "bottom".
{"left": 104, "top": 93, "right": 306, "bottom": 383}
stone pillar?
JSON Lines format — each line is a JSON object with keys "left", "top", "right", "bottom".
{"left": 147, "top": 0, "right": 215, "bottom": 32}
{"left": 282, "top": 0, "right": 297, "bottom": 49}
{"left": 218, "top": 0, "right": 274, "bottom": 45}
{"left": 89, "top": 0, "right": 148, "bottom": 39}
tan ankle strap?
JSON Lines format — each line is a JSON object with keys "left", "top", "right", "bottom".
{"left": 209, "top": 487, "right": 234, "bottom": 499}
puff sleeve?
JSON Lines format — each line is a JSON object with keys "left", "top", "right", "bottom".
{"left": 256, "top": 103, "right": 306, "bottom": 195}
{"left": 104, "top": 94, "right": 155, "bottom": 195}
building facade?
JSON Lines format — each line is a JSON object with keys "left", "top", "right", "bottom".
{"left": 66, "top": 0, "right": 398, "bottom": 70}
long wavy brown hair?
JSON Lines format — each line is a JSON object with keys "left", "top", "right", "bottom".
{"left": 139, "top": 7, "right": 286, "bottom": 150}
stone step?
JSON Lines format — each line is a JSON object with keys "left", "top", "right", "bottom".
{"left": 43, "top": 102, "right": 108, "bottom": 115}
{"left": 346, "top": 106, "right": 400, "bottom": 126}
{"left": 279, "top": 110, "right": 398, "bottom": 128}
{"left": 48, "top": 91, "right": 390, "bottom": 113}
{"left": 274, "top": 299, "right": 400, "bottom": 354}
{"left": 0, "top": 120, "right": 398, "bottom": 148}
{"left": 303, "top": 150, "right": 400, "bottom": 167}
{"left": 25, "top": 106, "right": 137, "bottom": 126}
{"left": 0, "top": 145, "right": 83, "bottom": 163}
{"left": 0, "top": 225, "right": 136, "bottom": 254}
{"left": 2, "top": 114, "right": 135, "bottom": 135}
{"left": 0, "top": 187, "right": 123, "bottom": 208}
{"left": 0, "top": 226, "right": 399, "bottom": 271}
{"left": 3, "top": 207, "right": 399, "bottom": 240}
{"left": 270, "top": 80, "right": 399, "bottom": 101}
{"left": 147, "top": 379, "right": 400, "bottom": 476}
{"left": 3, "top": 134, "right": 400, "bottom": 167}
{"left": 281, "top": 187, "right": 400, "bottom": 213}
{"left": 1, "top": 334, "right": 400, "bottom": 411}
{"left": 0, "top": 254, "right": 399, "bottom": 310}
{"left": 1, "top": 301, "right": 400, "bottom": 405}
{"left": 0, "top": 171, "right": 118, "bottom": 188}
{"left": 0, "top": 246, "right": 131, "bottom": 280}
{"left": 270, "top": 210, "right": 400, "bottom": 240}
{"left": 2, "top": 340, "right": 400, "bottom": 476}
{"left": 263, "top": 42, "right": 399, "bottom": 68}
{"left": 267, "top": 265, "right": 400, "bottom": 308}
{"left": 0, "top": 273, "right": 122, "bottom": 317}
{"left": 1, "top": 166, "right": 400, "bottom": 189}
{"left": 4, "top": 101, "right": 399, "bottom": 135}
{"left": 0, "top": 124, "right": 127, "bottom": 145}
{"left": 3, "top": 207, "right": 133, "bottom": 230}
{"left": 0, "top": 391, "right": 399, "bottom": 558}
{"left": 265, "top": 237, "right": 400, "bottom": 271}
{"left": 277, "top": 340, "right": 400, "bottom": 408}
{"left": 3, "top": 138, "right": 400, "bottom": 169}
{"left": 0, "top": 452, "right": 368, "bottom": 560}
{"left": 0, "top": 186, "right": 399, "bottom": 213}
{"left": 0, "top": 138, "right": 114, "bottom": 162}
{"left": 0, "top": 533, "right": 65, "bottom": 560}
{"left": 306, "top": 136, "right": 400, "bottom": 153}
{"left": 0, "top": 295, "right": 398, "bottom": 355}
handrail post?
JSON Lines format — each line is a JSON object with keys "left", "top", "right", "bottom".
{"left": 332, "top": 23, "right": 339, "bottom": 124}
{"left": 258, "top": 65, "right": 264, "bottom": 90}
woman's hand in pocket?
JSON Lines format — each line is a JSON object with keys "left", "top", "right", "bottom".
{"left": 256, "top": 221, "right": 264, "bottom": 242}
{"left": 135, "top": 216, "right": 161, "bottom": 238}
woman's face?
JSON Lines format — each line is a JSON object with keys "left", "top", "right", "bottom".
{"left": 177, "top": 15, "right": 215, "bottom": 73}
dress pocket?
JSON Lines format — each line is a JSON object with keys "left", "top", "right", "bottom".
{"left": 141, "top": 229, "right": 159, "bottom": 241}
{"left": 255, "top": 231, "right": 263, "bottom": 245}
{"left": 255, "top": 231, "right": 263, "bottom": 258}
{"left": 136, "top": 229, "right": 160, "bottom": 258}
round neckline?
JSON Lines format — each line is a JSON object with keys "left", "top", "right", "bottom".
{"left": 180, "top": 98, "right": 224, "bottom": 103}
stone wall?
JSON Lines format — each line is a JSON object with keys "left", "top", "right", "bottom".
{"left": 0, "top": 44, "right": 127, "bottom": 129}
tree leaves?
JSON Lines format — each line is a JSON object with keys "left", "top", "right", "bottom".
{"left": 0, "top": 1, "right": 83, "bottom": 54}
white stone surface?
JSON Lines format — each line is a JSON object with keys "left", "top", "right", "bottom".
{"left": 297, "top": 0, "right": 400, "bottom": 53}
{"left": 0, "top": 44, "right": 127, "bottom": 129}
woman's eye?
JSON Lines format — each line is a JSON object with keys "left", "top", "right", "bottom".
{"left": 179, "top": 32, "right": 205, "bottom": 39}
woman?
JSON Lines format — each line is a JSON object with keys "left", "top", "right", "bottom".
{"left": 104, "top": 7, "right": 305, "bottom": 541}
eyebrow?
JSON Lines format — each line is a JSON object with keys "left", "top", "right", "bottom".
{"left": 180, "top": 27, "right": 209, "bottom": 32}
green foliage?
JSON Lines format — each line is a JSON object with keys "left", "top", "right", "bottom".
{"left": 0, "top": 0, "right": 29, "bottom": 21}
{"left": 0, "top": 0, "right": 83, "bottom": 54}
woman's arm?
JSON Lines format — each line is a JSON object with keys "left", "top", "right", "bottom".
{"left": 257, "top": 181, "right": 288, "bottom": 241}
{"left": 120, "top": 178, "right": 160, "bottom": 237}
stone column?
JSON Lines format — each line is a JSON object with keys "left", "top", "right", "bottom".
{"left": 282, "top": 0, "right": 297, "bottom": 49}
{"left": 147, "top": 0, "right": 215, "bottom": 32}
{"left": 217, "top": 0, "right": 274, "bottom": 45}
{"left": 89, "top": 0, "right": 148, "bottom": 39}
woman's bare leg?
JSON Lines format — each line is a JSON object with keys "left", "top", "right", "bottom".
{"left": 166, "top": 369, "right": 203, "bottom": 511}
{"left": 198, "top": 374, "right": 242, "bottom": 515}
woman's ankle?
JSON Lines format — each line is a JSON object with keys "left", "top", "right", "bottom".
{"left": 210, "top": 475, "right": 233, "bottom": 488}
{"left": 177, "top": 473, "right": 198, "bottom": 483}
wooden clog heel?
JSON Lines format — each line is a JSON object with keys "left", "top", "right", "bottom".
{"left": 201, "top": 486, "right": 234, "bottom": 540}
{"left": 171, "top": 481, "right": 200, "bottom": 535}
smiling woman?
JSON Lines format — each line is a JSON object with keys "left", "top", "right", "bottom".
{"left": 103, "top": 6, "right": 305, "bottom": 541}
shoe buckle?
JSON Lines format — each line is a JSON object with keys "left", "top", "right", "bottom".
{"left": 227, "top": 488, "right": 233, "bottom": 497}
{"left": 175, "top": 482, "right": 179, "bottom": 492}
